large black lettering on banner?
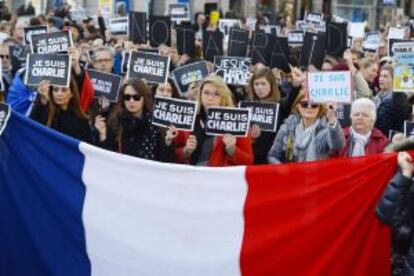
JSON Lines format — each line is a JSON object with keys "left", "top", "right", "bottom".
{"left": 149, "top": 16, "right": 171, "bottom": 47}
{"left": 87, "top": 69, "right": 122, "bottom": 102}
{"left": 30, "top": 31, "right": 73, "bottom": 54}
{"left": 250, "top": 31, "right": 272, "bottom": 65}
{"left": 171, "top": 61, "right": 209, "bottom": 96}
{"left": 228, "top": 28, "right": 249, "bottom": 57}
{"left": 25, "top": 54, "right": 71, "bottom": 87}
{"left": 10, "top": 44, "right": 29, "bottom": 76}
{"left": 129, "top": 12, "right": 146, "bottom": 44}
{"left": 326, "top": 22, "right": 347, "bottom": 58}
{"left": 202, "top": 30, "right": 223, "bottom": 62}
{"left": 127, "top": 51, "right": 170, "bottom": 84}
{"left": 0, "top": 103, "right": 10, "bottom": 136}
{"left": 239, "top": 101, "right": 279, "bottom": 132}
{"left": 214, "top": 56, "right": 251, "bottom": 86}
{"left": 152, "top": 96, "right": 197, "bottom": 131}
{"left": 269, "top": 35, "right": 291, "bottom": 72}
{"left": 300, "top": 32, "right": 326, "bottom": 70}
{"left": 24, "top": 25, "right": 48, "bottom": 45}
{"left": 176, "top": 26, "right": 195, "bottom": 56}
{"left": 205, "top": 107, "right": 251, "bottom": 137}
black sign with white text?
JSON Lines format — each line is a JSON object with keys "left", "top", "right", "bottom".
{"left": 206, "top": 107, "right": 251, "bottom": 137}
{"left": 239, "top": 101, "right": 279, "bottom": 132}
{"left": 169, "top": 3, "right": 190, "bottom": 22}
{"left": 87, "top": 69, "right": 122, "bottom": 102}
{"left": 404, "top": 120, "right": 414, "bottom": 137}
{"left": 288, "top": 31, "right": 304, "bottom": 47}
{"left": 24, "top": 25, "right": 48, "bottom": 45}
{"left": 336, "top": 104, "right": 351, "bottom": 128}
{"left": 127, "top": 51, "right": 170, "bottom": 84}
{"left": 214, "top": 56, "right": 251, "bottom": 86}
{"left": 25, "top": 54, "right": 71, "bottom": 87}
{"left": 30, "top": 31, "right": 73, "bottom": 54}
{"left": 152, "top": 96, "right": 197, "bottom": 131}
{"left": 0, "top": 103, "right": 10, "bottom": 136}
{"left": 109, "top": 17, "right": 128, "bottom": 35}
{"left": 10, "top": 44, "right": 29, "bottom": 76}
{"left": 171, "top": 61, "right": 209, "bottom": 96}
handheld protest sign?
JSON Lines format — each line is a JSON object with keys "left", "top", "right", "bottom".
{"left": 263, "top": 25, "right": 281, "bottom": 36}
{"left": 87, "top": 69, "right": 122, "bottom": 102}
{"left": 347, "top": 22, "right": 365, "bottom": 38}
{"left": 288, "top": 31, "right": 304, "bottom": 47}
{"left": 176, "top": 26, "right": 195, "bottom": 56}
{"left": 393, "top": 65, "right": 414, "bottom": 93}
{"left": 326, "top": 22, "right": 348, "bottom": 57}
{"left": 127, "top": 51, "right": 170, "bottom": 84}
{"left": 10, "top": 44, "right": 29, "bottom": 76}
{"left": 391, "top": 41, "right": 414, "bottom": 57}
{"left": 25, "top": 54, "right": 71, "bottom": 87}
{"left": 24, "top": 25, "right": 48, "bottom": 45}
{"left": 109, "top": 17, "right": 128, "bottom": 35}
{"left": 269, "top": 36, "right": 291, "bottom": 72}
{"left": 388, "top": 39, "right": 412, "bottom": 57}
{"left": 239, "top": 101, "right": 279, "bottom": 132}
{"left": 404, "top": 121, "right": 414, "bottom": 137}
{"left": 388, "top": 27, "right": 406, "bottom": 40}
{"left": 149, "top": 16, "right": 171, "bottom": 47}
{"left": 171, "top": 61, "right": 209, "bottom": 97}
{"left": 129, "top": 12, "right": 146, "bottom": 44}
{"left": 205, "top": 107, "right": 251, "bottom": 137}
{"left": 228, "top": 28, "right": 249, "bottom": 57}
{"left": 169, "top": 3, "right": 190, "bottom": 22}
{"left": 202, "top": 30, "right": 223, "bottom": 62}
{"left": 307, "top": 71, "right": 352, "bottom": 103}
{"left": 30, "top": 31, "right": 73, "bottom": 54}
{"left": 152, "top": 96, "right": 198, "bottom": 131}
{"left": 336, "top": 104, "right": 351, "bottom": 128}
{"left": 300, "top": 32, "right": 326, "bottom": 70}
{"left": 218, "top": 19, "right": 241, "bottom": 36}
{"left": 363, "top": 32, "right": 381, "bottom": 52}
{"left": 305, "top": 12, "right": 324, "bottom": 25}
{"left": 214, "top": 56, "right": 251, "bottom": 86}
{"left": 0, "top": 103, "right": 10, "bottom": 136}
{"left": 250, "top": 31, "right": 272, "bottom": 65}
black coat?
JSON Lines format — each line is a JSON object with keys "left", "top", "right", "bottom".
{"left": 377, "top": 172, "right": 414, "bottom": 275}
{"left": 97, "top": 111, "right": 172, "bottom": 162}
{"left": 30, "top": 103, "right": 93, "bottom": 144}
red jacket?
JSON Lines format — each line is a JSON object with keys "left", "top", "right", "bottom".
{"left": 173, "top": 131, "right": 254, "bottom": 167}
{"left": 335, "top": 127, "right": 389, "bottom": 157}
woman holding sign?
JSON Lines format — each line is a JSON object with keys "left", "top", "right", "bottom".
{"left": 94, "top": 78, "right": 170, "bottom": 161}
{"left": 247, "top": 66, "right": 303, "bottom": 164}
{"left": 267, "top": 90, "right": 345, "bottom": 163}
{"left": 165, "top": 75, "right": 253, "bottom": 166}
{"left": 30, "top": 79, "right": 93, "bottom": 143}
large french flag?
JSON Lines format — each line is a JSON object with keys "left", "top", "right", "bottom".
{"left": 0, "top": 103, "right": 394, "bottom": 276}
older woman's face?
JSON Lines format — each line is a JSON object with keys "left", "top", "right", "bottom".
{"left": 351, "top": 106, "right": 374, "bottom": 134}
{"left": 201, "top": 83, "right": 221, "bottom": 109}
{"left": 297, "top": 99, "right": 320, "bottom": 121}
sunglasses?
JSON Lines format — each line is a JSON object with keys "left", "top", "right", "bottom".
{"left": 299, "top": 101, "right": 320, "bottom": 109}
{"left": 123, "top": 94, "right": 142, "bottom": 101}
{"left": 0, "top": 55, "right": 9, "bottom": 60}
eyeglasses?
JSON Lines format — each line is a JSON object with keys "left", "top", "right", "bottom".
{"left": 0, "top": 55, "right": 10, "bottom": 60}
{"left": 299, "top": 101, "right": 320, "bottom": 109}
{"left": 123, "top": 94, "right": 142, "bottom": 101}
{"left": 202, "top": 90, "right": 221, "bottom": 98}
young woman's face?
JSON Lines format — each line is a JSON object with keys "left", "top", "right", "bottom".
{"left": 123, "top": 85, "right": 144, "bottom": 114}
{"left": 361, "top": 63, "right": 378, "bottom": 83}
{"left": 253, "top": 77, "right": 271, "bottom": 100}
{"left": 187, "top": 83, "right": 199, "bottom": 101}
{"left": 201, "top": 83, "right": 221, "bottom": 109}
{"left": 52, "top": 86, "right": 72, "bottom": 109}
{"left": 379, "top": 70, "right": 393, "bottom": 91}
{"left": 156, "top": 82, "right": 173, "bottom": 98}
{"left": 297, "top": 99, "right": 320, "bottom": 121}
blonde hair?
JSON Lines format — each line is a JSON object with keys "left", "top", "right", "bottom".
{"left": 199, "top": 75, "right": 234, "bottom": 109}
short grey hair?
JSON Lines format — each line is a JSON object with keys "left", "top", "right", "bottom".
{"left": 350, "top": 98, "right": 377, "bottom": 122}
{"left": 93, "top": 46, "right": 114, "bottom": 61}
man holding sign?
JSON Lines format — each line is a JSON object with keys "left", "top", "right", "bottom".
{"left": 165, "top": 76, "right": 253, "bottom": 166}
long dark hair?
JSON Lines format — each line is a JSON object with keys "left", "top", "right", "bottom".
{"left": 46, "top": 77, "right": 88, "bottom": 127}
{"left": 107, "top": 78, "right": 153, "bottom": 140}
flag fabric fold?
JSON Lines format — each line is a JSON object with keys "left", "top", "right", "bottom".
{"left": 0, "top": 105, "right": 393, "bottom": 276}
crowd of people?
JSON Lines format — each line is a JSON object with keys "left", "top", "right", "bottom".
{"left": 0, "top": 3, "right": 413, "bottom": 275}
